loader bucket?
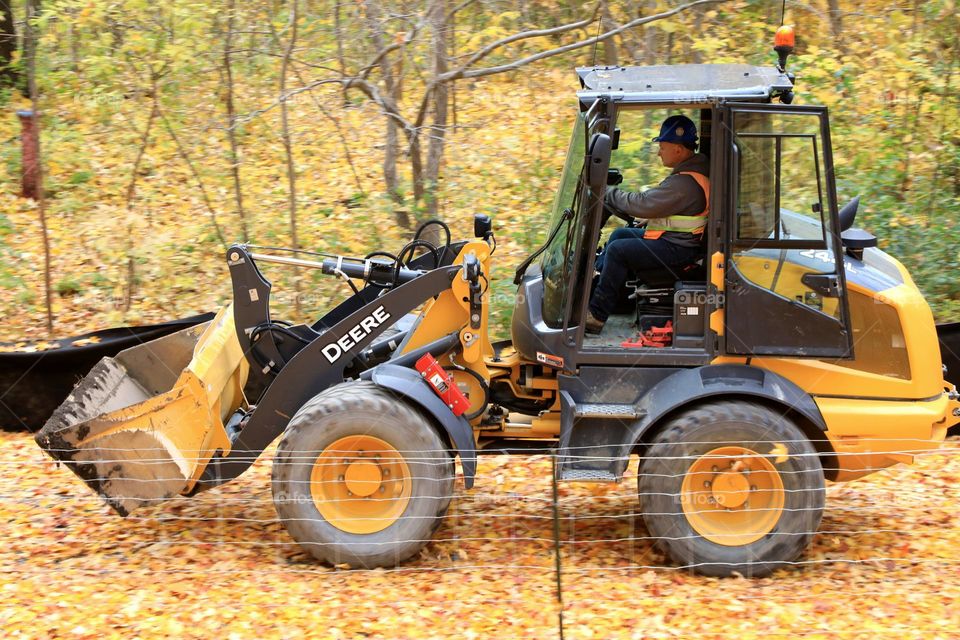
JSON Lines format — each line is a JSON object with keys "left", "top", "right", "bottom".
{"left": 35, "top": 305, "right": 249, "bottom": 516}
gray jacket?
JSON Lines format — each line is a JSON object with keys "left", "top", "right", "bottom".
{"left": 605, "top": 153, "right": 710, "bottom": 248}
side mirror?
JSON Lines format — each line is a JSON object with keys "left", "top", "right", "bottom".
{"left": 473, "top": 213, "right": 492, "bottom": 239}
{"left": 587, "top": 133, "right": 612, "bottom": 192}
{"left": 838, "top": 196, "right": 860, "bottom": 232}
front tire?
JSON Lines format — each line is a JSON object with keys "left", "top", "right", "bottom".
{"left": 272, "top": 381, "right": 454, "bottom": 568}
{"left": 639, "top": 400, "right": 825, "bottom": 577}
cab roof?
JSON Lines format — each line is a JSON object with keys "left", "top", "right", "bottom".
{"left": 576, "top": 64, "right": 793, "bottom": 104}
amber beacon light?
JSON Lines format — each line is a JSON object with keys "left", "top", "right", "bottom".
{"left": 774, "top": 25, "right": 795, "bottom": 71}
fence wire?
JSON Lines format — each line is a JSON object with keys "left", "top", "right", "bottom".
{"left": 1, "top": 431, "right": 959, "bottom": 639}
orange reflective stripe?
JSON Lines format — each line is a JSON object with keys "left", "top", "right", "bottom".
{"left": 679, "top": 171, "right": 710, "bottom": 218}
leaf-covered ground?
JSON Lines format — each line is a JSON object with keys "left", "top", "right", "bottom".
{"left": 1, "top": 430, "right": 958, "bottom": 639}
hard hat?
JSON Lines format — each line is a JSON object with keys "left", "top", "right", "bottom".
{"left": 652, "top": 115, "right": 698, "bottom": 146}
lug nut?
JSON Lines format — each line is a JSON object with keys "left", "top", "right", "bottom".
{"left": 338, "top": 475, "right": 345, "bottom": 482}
{"left": 711, "top": 465, "right": 719, "bottom": 472}
{"left": 750, "top": 485, "right": 758, "bottom": 491}
{"left": 703, "top": 480, "right": 712, "bottom": 488}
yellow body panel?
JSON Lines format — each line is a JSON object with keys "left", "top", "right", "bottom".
{"left": 816, "top": 395, "right": 952, "bottom": 481}
{"left": 717, "top": 280, "right": 945, "bottom": 400}
{"left": 713, "top": 252, "right": 957, "bottom": 482}
{"left": 402, "top": 240, "right": 495, "bottom": 381}
{"left": 709, "top": 250, "right": 725, "bottom": 336}
{"left": 732, "top": 254, "right": 840, "bottom": 317}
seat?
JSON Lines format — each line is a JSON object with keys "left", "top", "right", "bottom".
{"left": 632, "top": 258, "right": 707, "bottom": 289}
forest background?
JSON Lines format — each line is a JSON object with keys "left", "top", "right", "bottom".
{"left": 0, "top": 0, "right": 957, "bottom": 341}
{"left": 1, "top": 4, "right": 959, "bottom": 637}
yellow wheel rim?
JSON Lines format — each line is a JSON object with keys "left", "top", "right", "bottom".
{"left": 310, "top": 435, "right": 412, "bottom": 534}
{"left": 680, "top": 446, "right": 785, "bottom": 546}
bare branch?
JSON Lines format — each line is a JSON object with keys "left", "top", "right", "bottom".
{"left": 289, "top": 57, "right": 366, "bottom": 195}
{"left": 446, "top": 0, "right": 477, "bottom": 23}
{"left": 158, "top": 107, "right": 228, "bottom": 249}
{"left": 357, "top": 22, "right": 421, "bottom": 80}
{"left": 453, "top": 3, "right": 600, "bottom": 73}
{"left": 449, "top": 0, "right": 727, "bottom": 81}
{"left": 341, "top": 76, "right": 417, "bottom": 140}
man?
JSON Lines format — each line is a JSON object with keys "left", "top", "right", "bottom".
{"left": 585, "top": 114, "right": 710, "bottom": 334}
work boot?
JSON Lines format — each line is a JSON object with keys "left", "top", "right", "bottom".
{"left": 584, "top": 310, "right": 605, "bottom": 334}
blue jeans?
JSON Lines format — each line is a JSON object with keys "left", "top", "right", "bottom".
{"left": 589, "top": 232, "right": 702, "bottom": 321}
{"left": 594, "top": 226, "right": 648, "bottom": 272}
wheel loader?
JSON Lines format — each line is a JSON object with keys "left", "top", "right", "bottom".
{"left": 37, "top": 32, "right": 960, "bottom": 577}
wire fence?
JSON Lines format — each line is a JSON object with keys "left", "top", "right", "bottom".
{"left": 2, "top": 431, "right": 959, "bottom": 638}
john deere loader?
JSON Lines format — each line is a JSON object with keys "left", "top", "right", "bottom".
{"left": 37, "top": 32, "right": 960, "bottom": 577}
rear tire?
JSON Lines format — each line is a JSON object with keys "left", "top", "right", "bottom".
{"left": 638, "top": 400, "right": 824, "bottom": 577}
{"left": 272, "top": 381, "right": 454, "bottom": 568}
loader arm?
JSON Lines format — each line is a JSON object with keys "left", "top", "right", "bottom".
{"left": 37, "top": 248, "right": 472, "bottom": 515}
{"left": 194, "top": 259, "right": 467, "bottom": 490}
{"left": 225, "top": 243, "right": 468, "bottom": 393}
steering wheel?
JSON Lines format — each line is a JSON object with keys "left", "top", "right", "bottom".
{"left": 604, "top": 203, "right": 633, "bottom": 224}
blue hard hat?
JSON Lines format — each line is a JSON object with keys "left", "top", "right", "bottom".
{"left": 652, "top": 115, "right": 698, "bottom": 146}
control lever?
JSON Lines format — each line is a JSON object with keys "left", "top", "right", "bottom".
{"left": 462, "top": 254, "right": 483, "bottom": 330}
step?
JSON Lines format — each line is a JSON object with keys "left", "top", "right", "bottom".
{"left": 573, "top": 403, "right": 644, "bottom": 420}
{"left": 558, "top": 469, "right": 619, "bottom": 482}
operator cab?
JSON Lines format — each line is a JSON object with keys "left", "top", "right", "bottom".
{"left": 587, "top": 103, "right": 712, "bottom": 350}
{"left": 512, "top": 62, "right": 855, "bottom": 369}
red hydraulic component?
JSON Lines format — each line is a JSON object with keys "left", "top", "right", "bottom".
{"left": 621, "top": 321, "right": 674, "bottom": 349}
{"left": 415, "top": 354, "right": 471, "bottom": 417}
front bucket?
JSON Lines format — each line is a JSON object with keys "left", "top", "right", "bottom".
{"left": 35, "top": 305, "right": 249, "bottom": 516}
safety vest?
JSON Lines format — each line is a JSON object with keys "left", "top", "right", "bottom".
{"left": 643, "top": 171, "right": 710, "bottom": 240}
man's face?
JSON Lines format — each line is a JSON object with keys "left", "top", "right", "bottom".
{"left": 657, "top": 141, "right": 689, "bottom": 168}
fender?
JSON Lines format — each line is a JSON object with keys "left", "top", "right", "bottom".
{"left": 620, "top": 364, "right": 827, "bottom": 467}
{"left": 368, "top": 363, "right": 477, "bottom": 488}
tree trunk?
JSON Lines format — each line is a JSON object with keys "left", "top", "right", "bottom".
{"left": 643, "top": 1, "right": 657, "bottom": 65}
{"left": 24, "top": 0, "right": 52, "bottom": 333}
{"left": 362, "top": 0, "right": 411, "bottom": 229}
{"left": 0, "top": 0, "right": 18, "bottom": 86}
{"left": 423, "top": 0, "right": 450, "bottom": 224}
{"left": 691, "top": 3, "right": 703, "bottom": 63}
{"left": 223, "top": 0, "right": 250, "bottom": 242}
{"left": 409, "top": 133, "right": 425, "bottom": 211}
{"left": 123, "top": 86, "right": 159, "bottom": 312}
{"left": 280, "top": 0, "right": 302, "bottom": 317}
{"left": 602, "top": 3, "right": 618, "bottom": 66}
{"left": 826, "top": 0, "right": 844, "bottom": 55}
